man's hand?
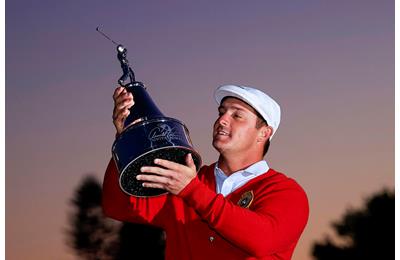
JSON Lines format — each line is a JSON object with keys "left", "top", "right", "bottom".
{"left": 113, "top": 86, "right": 134, "bottom": 135}
{"left": 137, "top": 153, "right": 197, "bottom": 195}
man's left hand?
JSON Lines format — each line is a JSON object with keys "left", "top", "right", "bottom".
{"left": 137, "top": 153, "right": 197, "bottom": 195}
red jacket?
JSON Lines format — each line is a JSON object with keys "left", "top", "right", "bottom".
{"left": 103, "top": 160, "right": 309, "bottom": 260}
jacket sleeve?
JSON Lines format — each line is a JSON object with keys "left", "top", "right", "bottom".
{"left": 102, "top": 159, "right": 168, "bottom": 227}
{"left": 178, "top": 176, "right": 309, "bottom": 257}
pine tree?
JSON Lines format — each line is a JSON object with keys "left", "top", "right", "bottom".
{"left": 66, "top": 175, "right": 166, "bottom": 259}
{"left": 312, "top": 189, "right": 394, "bottom": 260}
{"left": 66, "top": 175, "right": 120, "bottom": 259}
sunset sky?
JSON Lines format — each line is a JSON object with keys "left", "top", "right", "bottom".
{"left": 6, "top": 1, "right": 394, "bottom": 259}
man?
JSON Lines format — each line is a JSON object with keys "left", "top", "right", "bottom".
{"left": 103, "top": 84, "right": 309, "bottom": 260}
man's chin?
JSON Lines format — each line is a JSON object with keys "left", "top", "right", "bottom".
{"left": 212, "top": 140, "right": 227, "bottom": 153}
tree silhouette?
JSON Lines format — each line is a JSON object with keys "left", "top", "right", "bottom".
{"left": 66, "top": 175, "right": 165, "bottom": 259}
{"left": 312, "top": 188, "right": 394, "bottom": 260}
{"left": 66, "top": 175, "right": 120, "bottom": 259}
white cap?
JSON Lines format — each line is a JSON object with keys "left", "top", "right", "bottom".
{"left": 214, "top": 84, "right": 281, "bottom": 139}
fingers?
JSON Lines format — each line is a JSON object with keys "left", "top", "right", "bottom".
{"left": 141, "top": 182, "right": 165, "bottom": 189}
{"left": 138, "top": 155, "right": 195, "bottom": 180}
{"left": 185, "top": 153, "right": 196, "bottom": 171}
{"left": 137, "top": 167, "right": 175, "bottom": 189}
{"left": 136, "top": 173, "right": 171, "bottom": 189}
{"left": 117, "top": 96, "right": 134, "bottom": 109}
{"left": 114, "top": 88, "right": 134, "bottom": 110}
{"left": 153, "top": 158, "right": 185, "bottom": 172}
{"left": 112, "top": 86, "right": 134, "bottom": 134}
{"left": 113, "top": 106, "right": 130, "bottom": 122}
{"left": 113, "top": 86, "right": 125, "bottom": 100}
{"left": 140, "top": 165, "right": 176, "bottom": 178}
{"left": 137, "top": 155, "right": 197, "bottom": 194}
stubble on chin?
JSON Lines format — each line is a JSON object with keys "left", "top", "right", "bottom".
{"left": 212, "top": 138, "right": 229, "bottom": 155}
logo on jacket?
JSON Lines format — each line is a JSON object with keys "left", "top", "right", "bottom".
{"left": 237, "top": 190, "right": 254, "bottom": 208}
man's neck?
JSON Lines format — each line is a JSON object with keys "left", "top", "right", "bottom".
{"left": 217, "top": 155, "right": 264, "bottom": 176}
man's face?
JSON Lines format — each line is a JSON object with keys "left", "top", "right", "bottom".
{"left": 212, "top": 97, "right": 263, "bottom": 155}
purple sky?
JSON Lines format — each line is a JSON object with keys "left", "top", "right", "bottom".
{"left": 6, "top": 1, "right": 393, "bottom": 259}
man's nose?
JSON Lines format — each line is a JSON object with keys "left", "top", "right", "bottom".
{"left": 217, "top": 113, "right": 229, "bottom": 127}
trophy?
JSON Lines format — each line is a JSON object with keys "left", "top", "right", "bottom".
{"left": 97, "top": 27, "right": 202, "bottom": 197}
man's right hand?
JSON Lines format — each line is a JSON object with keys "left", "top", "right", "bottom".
{"left": 113, "top": 86, "right": 134, "bottom": 135}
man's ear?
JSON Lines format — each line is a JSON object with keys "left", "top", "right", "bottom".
{"left": 257, "top": 126, "right": 273, "bottom": 143}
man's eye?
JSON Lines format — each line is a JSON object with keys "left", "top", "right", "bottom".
{"left": 233, "top": 114, "right": 242, "bottom": 118}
